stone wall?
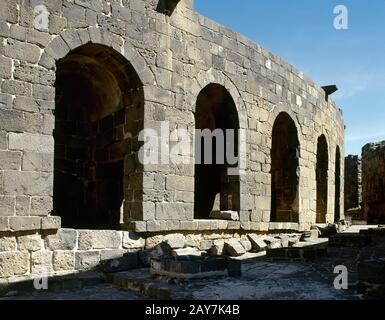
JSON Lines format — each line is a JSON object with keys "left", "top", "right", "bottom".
{"left": 344, "top": 155, "right": 362, "bottom": 210}
{"left": 362, "top": 142, "right": 385, "bottom": 223}
{"left": 0, "top": 0, "right": 345, "bottom": 278}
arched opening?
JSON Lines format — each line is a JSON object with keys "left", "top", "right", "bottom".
{"left": 270, "top": 112, "right": 300, "bottom": 223}
{"left": 316, "top": 135, "right": 329, "bottom": 223}
{"left": 335, "top": 146, "right": 341, "bottom": 222}
{"left": 194, "top": 84, "right": 240, "bottom": 219}
{"left": 53, "top": 43, "right": 144, "bottom": 229}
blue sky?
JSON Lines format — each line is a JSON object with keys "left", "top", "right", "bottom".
{"left": 194, "top": 0, "right": 385, "bottom": 156}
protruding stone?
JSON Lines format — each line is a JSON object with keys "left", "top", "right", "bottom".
{"left": 138, "top": 242, "right": 172, "bottom": 267}
{"left": 224, "top": 241, "right": 246, "bottom": 257}
{"left": 45, "top": 229, "right": 77, "bottom": 250}
{"left": 247, "top": 234, "right": 267, "bottom": 252}
{"left": 209, "top": 211, "right": 239, "bottom": 221}
{"left": 164, "top": 233, "right": 185, "bottom": 249}
{"left": 172, "top": 247, "right": 202, "bottom": 257}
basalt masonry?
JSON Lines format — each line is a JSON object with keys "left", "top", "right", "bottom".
{"left": 0, "top": 0, "right": 344, "bottom": 279}
{"left": 362, "top": 142, "right": 385, "bottom": 223}
{"left": 344, "top": 155, "right": 362, "bottom": 211}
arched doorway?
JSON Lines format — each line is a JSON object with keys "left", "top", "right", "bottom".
{"left": 316, "top": 135, "right": 329, "bottom": 223}
{"left": 335, "top": 146, "right": 341, "bottom": 222}
{"left": 270, "top": 112, "right": 300, "bottom": 223}
{"left": 194, "top": 84, "right": 240, "bottom": 219}
{"left": 54, "top": 43, "right": 144, "bottom": 229}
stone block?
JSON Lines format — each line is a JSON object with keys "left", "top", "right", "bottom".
{"left": 0, "top": 217, "right": 9, "bottom": 232}
{"left": 209, "top": 210, "right": 239, "bottom": 221}
{"left": 78, "top": 230, "right": 93, "bottom": 250}
{"left": 0, "top": 196, "right": 15, "bottom": 216}
{"left": 3, "top": 39, "right": 41, "bottom": 64}
{"left": 41, "top": 216, "right": 61, "bottom": 230}
{"left": 9, "top": 133, "right": 54, "bottom": 153}
{"left": 0, "top": 151, "right": 22, "bottom": 170}
{"left": 45, "top": 229, "right": 77, "bottom": 250}
{"left": 0, "top": 236, "right": 17, "bottom": 251}
{"left": 17, "top": 234, "right": 42, "bottom": 252}
{"left": 52, "top": 251, "right": 75, "bottom": 272}
{"left": 172, "top": 247, "right": 202, "bottom": 256}
{"left": 164, "top": 233, "right": 185, "bottom": 249}
{"left": 247, "top": 233, "right": 267, "bottom": 252}
{"left": 1, "top": 80, "right": 32, "bottom": 97}
{"left": 0, "top": 56, "right": 12, "bottom": 79}
{"left": 3, "top": 171, "right": 53, "bottom": 196}
{"left": 9, "top": 217, "right": 41, "bottom": 232}
{"left": 31, "top": 251, "right": 53, "bottom": 274}
{"left": 240, "top": 240, "right": 252, "bottom": 252}
{"left": 75, "top": 251, "right": 100, "bottom": 271}
{"left": 30, "top": 197, "right": 53, "bottom": 216}
{"left": 224, "top": 241, "right": 246, "bottom": 257}
{"left": 0, "top": 252, "right": 30, "bottom": 277}
{"left": 122, "top": 232, "right": 145, "bottom": 249}
{"left": 91, "top": 230, "right": 122, "bottom": 249}
{"left": 199, "top": 240, "right": 213, "bottom": 251}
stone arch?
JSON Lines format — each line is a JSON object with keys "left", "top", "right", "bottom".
{"left": 193, "top": 83, "right": 241, "bottom": 219}
{"left": 42, "top": 28, "right": 155, "bottom": 86}
{"left": 270, "top": 112, "right": 300, "bottom": 223}
{"left": 195, "top": 69, "right": 247, "bottom": 130}
{"left": 53, "top": 40, "right": 145, "bottom": 229}
{"left": 316, "top": 134, "right": 329, "bottom": 223}
{"left": 335, "top": 145, "right": 342, "bottom": 222}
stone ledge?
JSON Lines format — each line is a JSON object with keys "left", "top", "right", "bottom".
{"left": 269, "top": 223, "right": 300, "bottom": 231}
{"left": 0, "top": 216, "right": 61, "bottom": 233}
{"left": 125, "top": 220, "right": 275, "bottom": 233}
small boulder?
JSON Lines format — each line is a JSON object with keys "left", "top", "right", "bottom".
{"left": 172, "top": 247, "right": 202, "bottom": 257}
{"left": 247, "top": 234, "right": 267, "bottom": 252}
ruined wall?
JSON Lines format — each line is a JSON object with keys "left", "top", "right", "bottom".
{"left": 344, "top": 155, "right": 362, "bottom": 210}
{"left": 362, "top": 142, "right": 385, "bottom": 223}
{"left": 0, "top": 0, "right": 344, "bottom": 278}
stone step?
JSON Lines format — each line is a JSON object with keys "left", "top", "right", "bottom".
{"left": 111, "top": 269, "right": 182, "bottom": 300}
{"left": 266, "top": 246, "right": 328, "bottom": 261}
{"left": 0, "top": 270, "right": 106, "bottom": 296}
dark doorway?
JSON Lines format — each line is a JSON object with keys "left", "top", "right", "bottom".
{"left": 54, "top": 43, "right": 143, "bottom": 229}
{"left": 316, "top": 135, "right": 329, "bottom": 223}
{"left": 194, "top": 84, "right": 240, "bottom": 219}
{"left": 335, "top": 146, "right": 341, "bottom": 222}
{"left": 270, "top": 112, "right": 300, "bottom": 223}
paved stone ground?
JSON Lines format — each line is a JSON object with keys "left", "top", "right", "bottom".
{"left": 1, "top": 225, "right": 383, "bottom": 300}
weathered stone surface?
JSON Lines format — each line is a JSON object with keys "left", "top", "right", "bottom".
{"left": 75, "top": 251, "right": 100, "bottom": 270}
{"left": 45, "top": 229, "right": 77, "bottom": 250}
{"left": 90, "top": 230, "right": 122, "bottom": 249}
{"left": 52, "top": 251, "right": 75, "bottom": 271}
{"left": 0, "top": 252, "right": 29, "bottom": 277}
{"left": 199, "top": 239, "right": 213, "bottom": 251}
{"left": 224, "top": 241, "right": 246, "bottom": 257}
{"left": 172, "top": 247, "right": 202, "bottom": 256}
{"left": 77, "top": 230, "right": 93, "bottom": 250}
{"left": 3, "top": 39, "right": 41, "bottom": 64}
{"left": 0, "top": 196, "right": 15, "bottom": 216}
{"left": 240, "top": 240, "right": 252, "bottom": 252}
{"left": 139, "top": 242, "right": 172, "bottom": 267}
{"left": 9, "top": 217, "right": 41, "bottom": 232}
{"left": 41, "top": 216, "right": 61, "bottom": 230}
{"left": 31, "top": 251, "right": 53, "bottom": 274}
{"left": 209, "top": 211, "right": 239, "bottom": 221}
{"left": 248, "top": 234, "right": 267, "bottom": 251}
{"left": 164, "top": 233, "right": 186, "bottom": 249}
{"left": 17, "top": 234, "right": 42, "bottom": 252}
{"left": 122, "top": 232, "right": 145, "bottom": 249}
{"left": 0, "top": 236, "right": 17, "bottom": 251}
